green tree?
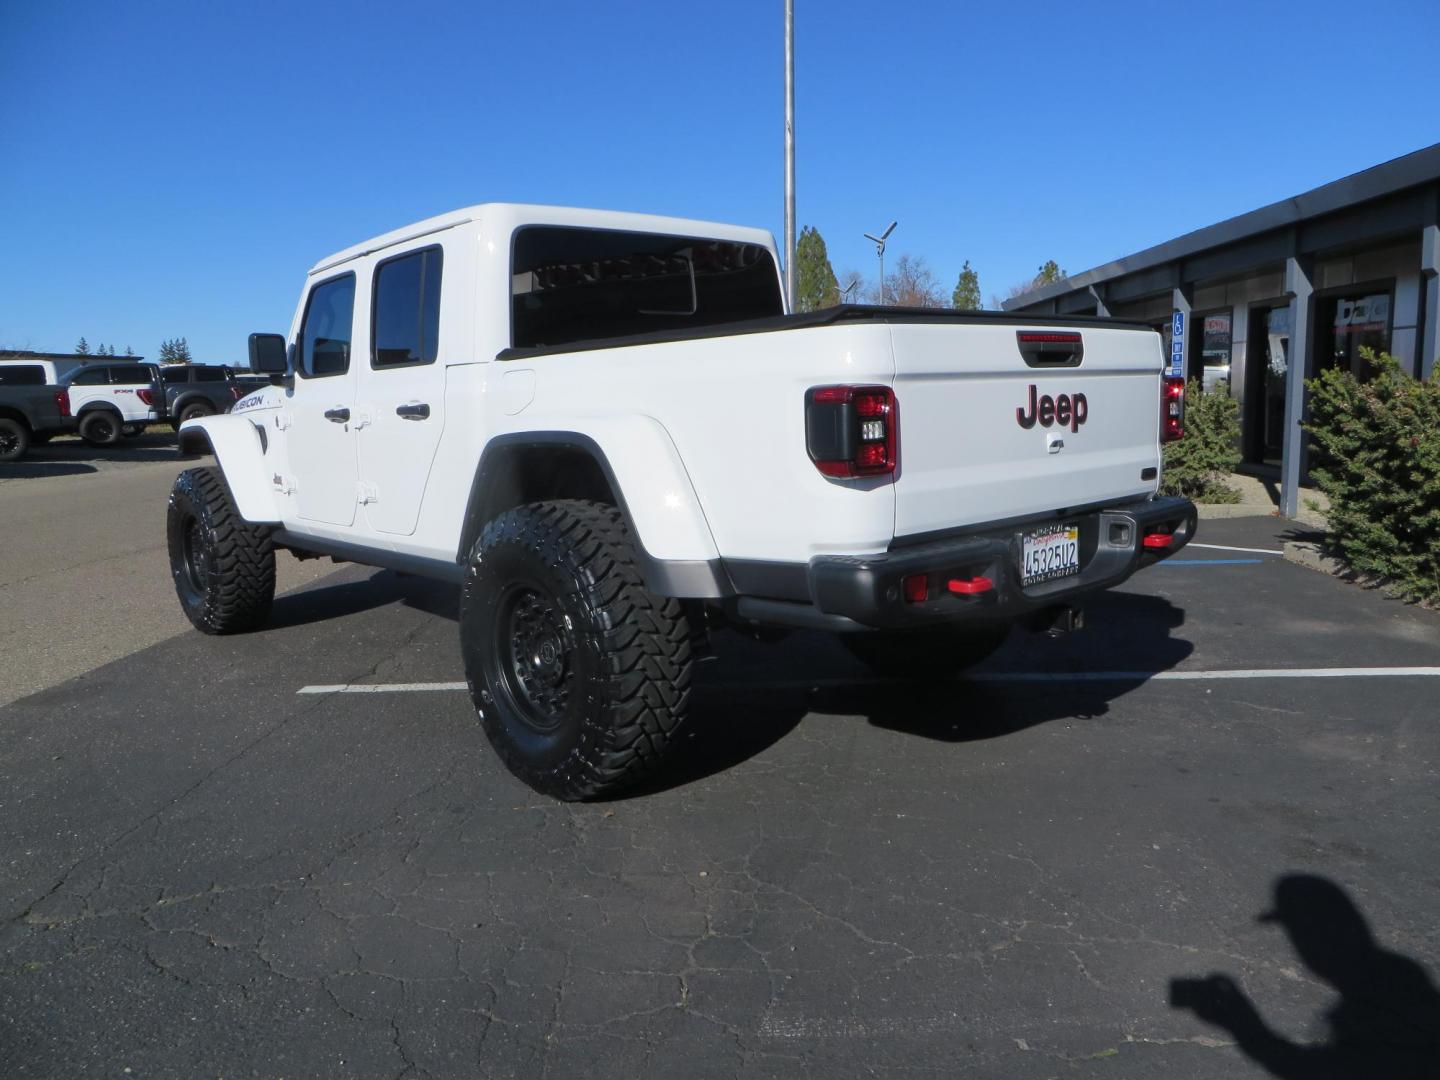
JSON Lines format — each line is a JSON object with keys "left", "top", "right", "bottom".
{"left": 159, "top": 337, "right": 192, "bottom": 365}
{"left": 175, "top": 337, "right": 192, "bottom": 364}
{"left": 75, "top": 337, "right": 90, "bottom": 355}
{"left": 794, "top": 225, "right": 840, "bottom": 312}
{"left": 1034, "top": 260, "right": 1065, "bottom": 286}
{"left": 124, "top": 345, "right": 134, "bottom": 356}
{"left": 952, "top": 261, "right": 981, "bottom": 310}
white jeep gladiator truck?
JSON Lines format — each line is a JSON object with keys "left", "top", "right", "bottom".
{"left": 169, "top": 204, "right": 1195, "bottom": 799}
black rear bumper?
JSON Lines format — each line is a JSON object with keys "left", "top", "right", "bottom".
{"left": 798, "top": 496, "right": 1196, "bottom": 630}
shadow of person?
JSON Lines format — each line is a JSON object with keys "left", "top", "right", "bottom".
{"left": 1170, "top": 874, "right": 1440, "bottom": 1079}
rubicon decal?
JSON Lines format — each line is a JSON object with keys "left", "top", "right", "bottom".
{"left": 1016, "top": 385, "right": 1088, "bottom": 433}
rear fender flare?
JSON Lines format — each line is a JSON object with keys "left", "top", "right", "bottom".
{"left": 458, "top": 420, "right": 729, "bottom": 598}
{"left": 177, "top": 414, "right": 279, "bottom": 523}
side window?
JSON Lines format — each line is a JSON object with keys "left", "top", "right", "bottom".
{"left": 162, "top": 368, "right": 186, "bottom": 385}
{"left": 70, "top": 367, "right": 108, "bottom": 385}
{"left": 110, "top": 365, "right": 151, "bottom": 384}
{"left": 0, "top": 366, "right": 45, "bottom": 385}
{"left": 299, "top": 273, "right": 357, "bottom": 378}
{"left": 195, "top": 367, "right": 225, "bottom": 382}
{"left": 372, "top": 247, "right": 442, "bottom": 367}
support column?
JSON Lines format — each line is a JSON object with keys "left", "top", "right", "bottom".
{"left": 1088, "top": 285, "right": 1111, "bottom": 317}
{"left": 1171, "top": 285, "right": 1193, "bottom": 380}
{"left": 1280, "top": 256, "right": 1314, "bottom": 519}
{"left": 1421, "top": 223, "right": 1439, "bottom": 381}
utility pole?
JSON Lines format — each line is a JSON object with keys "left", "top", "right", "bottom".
{"left": 864, "top": 221, "right": 897, "bottom": 305}
{"left": 783, "top": 0, "right": 796, "bottom": 310}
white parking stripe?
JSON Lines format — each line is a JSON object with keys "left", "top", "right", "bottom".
{"left": 297, "top": 667, "right": 1440, "bottom": 696}
{"left": 297, "top": 681, "right": 468, "bottom": 694}
{"left": 1187, "top": 542, "right": 1284, "bottom": 555}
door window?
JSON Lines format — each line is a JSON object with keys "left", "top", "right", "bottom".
{"left": 372, "top": 247, "right": 442, "bottom": 367}
{"left": 69, "top": 367, "right": 108, "bottom": 385}
{"left": 298, "top": 274, "right": 357, "bottom": 378}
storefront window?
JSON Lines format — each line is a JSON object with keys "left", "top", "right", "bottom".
{"left": 1199, "top": 311, "right": 1232, "bottom": 393}
{"left": 1321, "top": 290, "right": 1390, "bottom": 379}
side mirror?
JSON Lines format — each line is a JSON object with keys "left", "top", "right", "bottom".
{"left": 248, "top": 333, "right": 289, "bottom": 377}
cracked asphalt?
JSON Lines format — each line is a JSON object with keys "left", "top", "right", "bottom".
{"left": 2, "top": 514, "right": 1438, "bottom": 1078}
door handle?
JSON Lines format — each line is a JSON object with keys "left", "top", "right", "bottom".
{"left": 324, "top": 407, "right": 350, "bottom": 423}
{"left": 395, "top": 403, "right": 431, "bottom": 420}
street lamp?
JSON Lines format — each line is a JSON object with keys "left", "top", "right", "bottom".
{"left": 840, "top": 279, "right": 858, "bottom": 304}
{"left": 864, "top": 221, "right": 896, "bottom": 305}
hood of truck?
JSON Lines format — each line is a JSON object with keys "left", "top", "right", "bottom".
{"left": 889, "top": 321, "right": 1164, "bottom": 539}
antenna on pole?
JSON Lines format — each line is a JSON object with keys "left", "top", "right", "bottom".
{"left": 863, "top": 221, "right": 897, "bottom": 304}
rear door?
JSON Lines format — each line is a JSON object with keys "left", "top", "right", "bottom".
{"left": 891, "top": 321, "right": 1164, "bottom": 539}
{"left": 355, "top": 243, "right": 447, "bottom": 535}
{"left": 287, "top": 272, "right": 360, "bottom": 527}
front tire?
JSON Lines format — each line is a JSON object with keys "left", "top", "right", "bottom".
{"left": 167, "top": 467, "right": 276, "bottom": 634}
{"left": 460, "top": 500, "right": 692, "bottom": 801}
{"left": 841, "top": 622, "right": 1012, "bottom": 680}
{"left": 0, "top": 418, "right": 30, "bottom": 462}
{"left": 79, "top": 410, "right": 122, "bottom": 447}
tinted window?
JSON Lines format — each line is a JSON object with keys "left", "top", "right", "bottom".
{"left": 162, "top": 368, "right": 187, "bottom": 385}
{"left": 372, "top": 247, "right": 442, "bottom": 367}
{"left": 195, "top": 367, "right": 226, "bottom": 382}
{"left": 110, "top": 365, "right": 152, "bottom": 385}
{"left": 299, "top": 274, "right": 356, "bottom": 377}
{"left": 0, "top": 365, "right": 45, "bottom": 386}
{"left": 69, "top": 367, "right": 108, "bottom": 385}
{"left": 511, "top": 227, "right": 783, "bottom": 348}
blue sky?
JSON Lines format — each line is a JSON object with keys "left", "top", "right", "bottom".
{"left": 2, "top": 0, "right": 1437, "bottom": 362}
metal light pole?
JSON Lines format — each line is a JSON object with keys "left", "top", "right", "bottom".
{"left": 783, "top": 0, "right": 796, "bottom": 310}
{"left": 864, "top": 221, "right": 896, "bottom": 305}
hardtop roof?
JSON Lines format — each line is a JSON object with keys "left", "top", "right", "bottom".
{"left": 309, "top": 203, "right": 778, "bottom": 276}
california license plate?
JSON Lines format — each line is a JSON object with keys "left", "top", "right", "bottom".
{"left": 1020, "top": 524, "right": 1080, "bottom": 585}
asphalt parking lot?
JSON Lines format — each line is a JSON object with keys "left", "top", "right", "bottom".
{"left": 2, "top": 499, "right": 1438, "bottom": 1077}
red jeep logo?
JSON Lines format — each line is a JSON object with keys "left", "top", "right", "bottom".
{"left": 1016, "top": 384, "right": 1087, "bottom": 433}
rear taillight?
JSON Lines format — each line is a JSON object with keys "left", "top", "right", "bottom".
{"left": 231, "top": 385, "right": 243, "bottom": 400}
{"left": 805, "top": 385, "right": 898, "bottom": 478}
{"left": 55, "top": 390, "right": 71, "bottom": 418}
{"left": 1162, "top": 377, "right": 1185, "bottom": 443}
{"left": 137, "top": 389, "right": 154, "bottom": 406}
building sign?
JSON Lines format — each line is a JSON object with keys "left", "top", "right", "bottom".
{"left": 1170, "top": 311, "right": 1185, "bottom": 377}
{"left": 1333, "top": 294, "right": 1389, "bottom": 335}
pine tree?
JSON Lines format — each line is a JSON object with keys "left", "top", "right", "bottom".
{"left": 1034, "top": 260, "right": 1065, "bottom": 286}
{"left": 75, "top": 337, "right": 90, "bottom": 355}
{"left": 158, "top": 339, "right": 175, "bottom": 364}
{"left": 124, "top": 345, "right": 134, "bottom": 356}
{"left": 952, "top": 261, "right": 981, "bottom": 310}
{"left": 794, "top": 226, "right": 840, "bottom": 313}
{"left": 175, "top": 337, "right": 193, "bottom": 364}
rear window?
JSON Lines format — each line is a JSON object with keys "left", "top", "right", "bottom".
{"left": 0, "top": 365, "right": 45, "bottom": 386}
{"left": 68, "top": 367, "right": 108, "bottom": 385}
{"left": 511, "top": 226, "right": 783, "bottom": 349}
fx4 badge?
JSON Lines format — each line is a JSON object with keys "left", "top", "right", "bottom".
{"left": 1016, "top": 384, "right": 1087, "bottom": 434}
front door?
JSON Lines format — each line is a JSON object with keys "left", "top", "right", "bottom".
{"left": 1243, "top": 305, "right": 1289, "bottom": 467}
{"left": 356, "top": 243, "right": 448, "bottom": 536}
{"left": 288, "top": 272, "right": 360, "bottom": 526}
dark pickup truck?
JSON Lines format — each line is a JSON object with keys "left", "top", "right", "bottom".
{"left": 0, "top": 385, "right": 74, "bottom": 462}
{"left": 160, "top": 365, "right": 243, "bottom": 428}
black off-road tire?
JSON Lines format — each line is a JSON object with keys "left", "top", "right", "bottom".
{"left": 79, "top": 410, "right": 122, "bottom": 447}
{"left": 841, "top": 622, "right": 1012, "bottom": 680}
{"left": 167, "top": 466, "right": 276, "bottom": 634}
{"left": 460, "top": 499, "right": 692, "bottom": 801}
{"left": 179, "top": 402, "right": 214, "bottom": 425}
{"left": 0, "top": 418, "right": 30, "bottom": 462}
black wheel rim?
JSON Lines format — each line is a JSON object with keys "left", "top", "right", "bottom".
{"left": 0, "top": 429, "right": 17, "bottom": 455}
{"left": 92, "top": 417, "right": 114, "bottom": 441}
{"left": 496, "top": 585, "right": 575, "bottom": 733}
{"left": 181, "top": 516, "right": 210, "bottom": 594}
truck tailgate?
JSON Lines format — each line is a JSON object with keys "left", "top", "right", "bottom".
{"left": 891, "top": 321, "right": 1164, "bottom": 538}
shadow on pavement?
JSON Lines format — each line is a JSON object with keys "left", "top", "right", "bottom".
{"left": 0, "top": 461, "right": 98, "bottom": 479}
{"left": 268, "top": 570, "right": 456, "bottom": 630}
{"left": 1170, "top": 874, "right": 1440, "bottom": 1079}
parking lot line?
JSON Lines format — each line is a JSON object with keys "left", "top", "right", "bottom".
{"left": 1187, "top": 542, "right": 1284, "bottom": 555}
{"left": 1159, "top": 558, "right": 1265, "bottom": 566}
{"left": 296, "top": 666, "right": 1440, "bottom": 696}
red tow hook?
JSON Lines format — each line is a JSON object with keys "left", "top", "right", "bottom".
{"left": 947, "top": 575, "right": 994, "bottom": 595}
{"left": 1143, "top": 528, "right": 1176, "bottom": 550}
